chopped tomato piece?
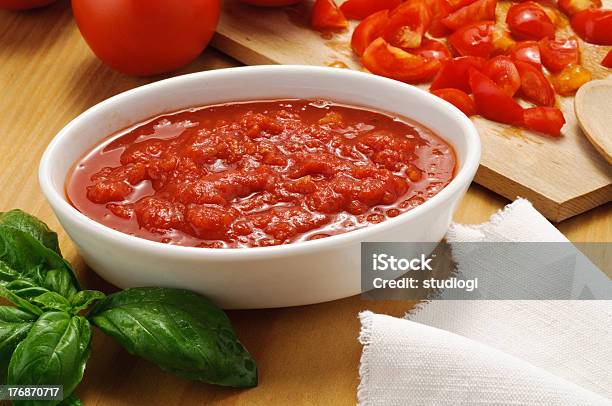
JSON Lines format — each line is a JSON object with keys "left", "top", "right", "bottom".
{"left": 523, "top": 107, "right": 565, "bottom": 136}
{"left": 311, "top": 0, "right": 348, "bottom": 31}
{"left": 426, "top": 0, "right": 453, "bottom": 37}
{"left": 441, "top": 0, "right": 497, "bottom": 30}
{"left": 602, "top": 50, "right": 612, "bottom": 68}
{"left": 340, "top": 0, "right": 400, "bottom": 20}
{"left": 492, "top": 27, "right": 516, "bottom": 55}
{"left": 351, "top": 10, "right": 390, "bottom": 55}
{"left": 362, "top": 37, "right": 441, "bottom": 83}
{"left": 558, "top": 0, "right": 601, "bottom": 17}
{"left": 469, "top": 68, "right": 524, "bottom": 125}
{"left": 448, "top": 21, "right": 495, "bottom": 58}
{"left": 570, "top": 9, "right": 612, "bottom": 45}
{"left": 510, "top": 40, "right": 541, "bottom": 68}
{"left": 412, "top": 38, "right": 452, "bottom": 61}
{"left": 482, "top": 55, "right": 521, "bottom": 96}
{"left": 506, "top": 2, "right": 555, "bottom": 40}
{"left": 538, "top": 37, "right": 579, "bottom": 73}
{"left": 430, "top": 56, "right": 487, "bottom": 92}
{"left": 431, "top": 88, "right": 477, "bottom": 116}
{"left": 550, "top": 64, "right": 592, "bottom": 95}
{"left": 514, "top": 60, "right": 556, "bottom": 106}
{"left": 384, "top": 0, "right": 431, "bottom": 49}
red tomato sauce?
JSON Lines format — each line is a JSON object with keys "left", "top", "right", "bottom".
{"left": 66, "top": 100, "right": 456, "bottom": 248}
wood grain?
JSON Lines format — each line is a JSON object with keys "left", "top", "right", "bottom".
{"left": 0, "top": 3, "right": 610, "bottom": 405}
{"left": 575, "top": 79, "right": 612, "bottom": 164}
{"left": 213, "top": 0, "right": 612, "bottom": 222}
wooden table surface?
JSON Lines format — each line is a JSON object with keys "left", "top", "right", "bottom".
{"left": 0, "top": 3, "right": 610, "bottom": 405}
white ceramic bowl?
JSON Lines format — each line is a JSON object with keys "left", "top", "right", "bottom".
{"left": 39, "top": 65, "right": 480, "bottom": 309}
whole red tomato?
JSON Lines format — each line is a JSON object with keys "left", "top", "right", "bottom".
{"left": 240, "top": 0, "right": 302, "bottom": 6}
{"left": 72, "top": 0, "right": 220, "bottom": 76}
{"left": 0, "top": 0, "right": 56, "bottom": 10}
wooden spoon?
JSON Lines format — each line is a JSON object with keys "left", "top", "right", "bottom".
{"left": 575, "top": 79, "right": 612, "bottom": 165}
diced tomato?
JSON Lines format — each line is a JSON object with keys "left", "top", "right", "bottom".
{"left": 441, "top": 0, "right": 497, "bottom": 30}
{"left": 412, "top": 38, "right": 452, "bottom": 61}
{"left": 550, "top": 64, "right": 592, "bottom": 95}
{"left": 570, "top": 9, "right": 612, "bottom": 45}
{"left": 468, "top": 68, "right": 524, "bottom": 125}
{"left": 384, "top": 0, "right": 431, "bottom": 49}
{"left": 602, "top": 50, "right": 612, "bottom": 68}
{"left": 430, "top": 56, "right": 487, "bottom": 92}
{"left": 492, "top": 27, "right": 516, "bottom": 55}
{"left": 513, "top": 60, "right": 556, "bottom": 106}
{"left": 351, "top": 10, "right": 390, "bottom": 55}
{"left": 538, "top": 37, "right": 579, "bottom": 73}
{"left": 311, "top": 0, "right": 348, "bottom": 31}
{"left": 362, "top": 37, "right": 441, "bottom": 83}
{"left": 431, "top": 88, "right": 477, "bottom": 116}
{"left": 340, "top": 0, "right": 400, "bottom": 20}
{"left": 482, "top": 55, "right": 521, "bottom": 96}
{"left": 510, "top": 40, "right": 541, "bottom": 67}
{"left": 558, "top": 0, "right": 601, "bottom": 17}
{"left": 523, "top": 107, "right": 565, "bottom": 136}
{"left": 506, "top": 2, "right": 555, "bottom": 40}
{"left": 426, "top": 0, "right": 453, "bottom": 37}
{"left": 448, "top": 21, "right": 495, "bottom": 58}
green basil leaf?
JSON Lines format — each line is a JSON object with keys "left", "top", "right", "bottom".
{"left": 0, "top": 261, "right": 22, "bottom": 284}
{"left": 31, "top": 292, "right": 72, "bottom": 313}
{"left": 4, "top": 279, "right": 48, "bottom": 299}
{"left": 0, "top": 307, "right": 36, "bottom": 384}
{"left": 0, "top": 263, "right": 48, "bottom": 293}
{"left": 0, "top": 210, "right": 60, "bottom": 255}
{"left": 0, "top": 307, "right": 36, "bottom": 323}
{"left": 8, "top": 312, "right": 91, "bottom": 406}
{"left": 43, "top": 269, "right": 78, "bottom": 300}
{"left": 90, "top": 287, "right": 257, "bottom": 388}
{"left": 0, "top": 227, "right": 80, "bottom": 294}
{"left": 0, "top": 286, "right": 43, "bottom": 316}
{"left": 0, "top": 263, "right": 49, "bottom": 303}
{"left": 0, "top": 267, "right": 78, "bottom": 315}
{"left": 70, "top": 290, "right": 105, "bottom": 314}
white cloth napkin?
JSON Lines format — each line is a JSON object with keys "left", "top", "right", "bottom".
{"left": 358, "top": 199, "right": 612, "bottom": 406}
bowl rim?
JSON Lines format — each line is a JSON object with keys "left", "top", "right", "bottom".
{"left": 39, "top": 65, "right": 481, "bottom": 260}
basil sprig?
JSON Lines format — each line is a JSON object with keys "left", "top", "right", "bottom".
{"left": 0, "top": 210, "right": 257, "bottom": 405}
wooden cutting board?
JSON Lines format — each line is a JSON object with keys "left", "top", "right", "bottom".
{"left": 212, "top": 0, "right": 612, "bottom": 222}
